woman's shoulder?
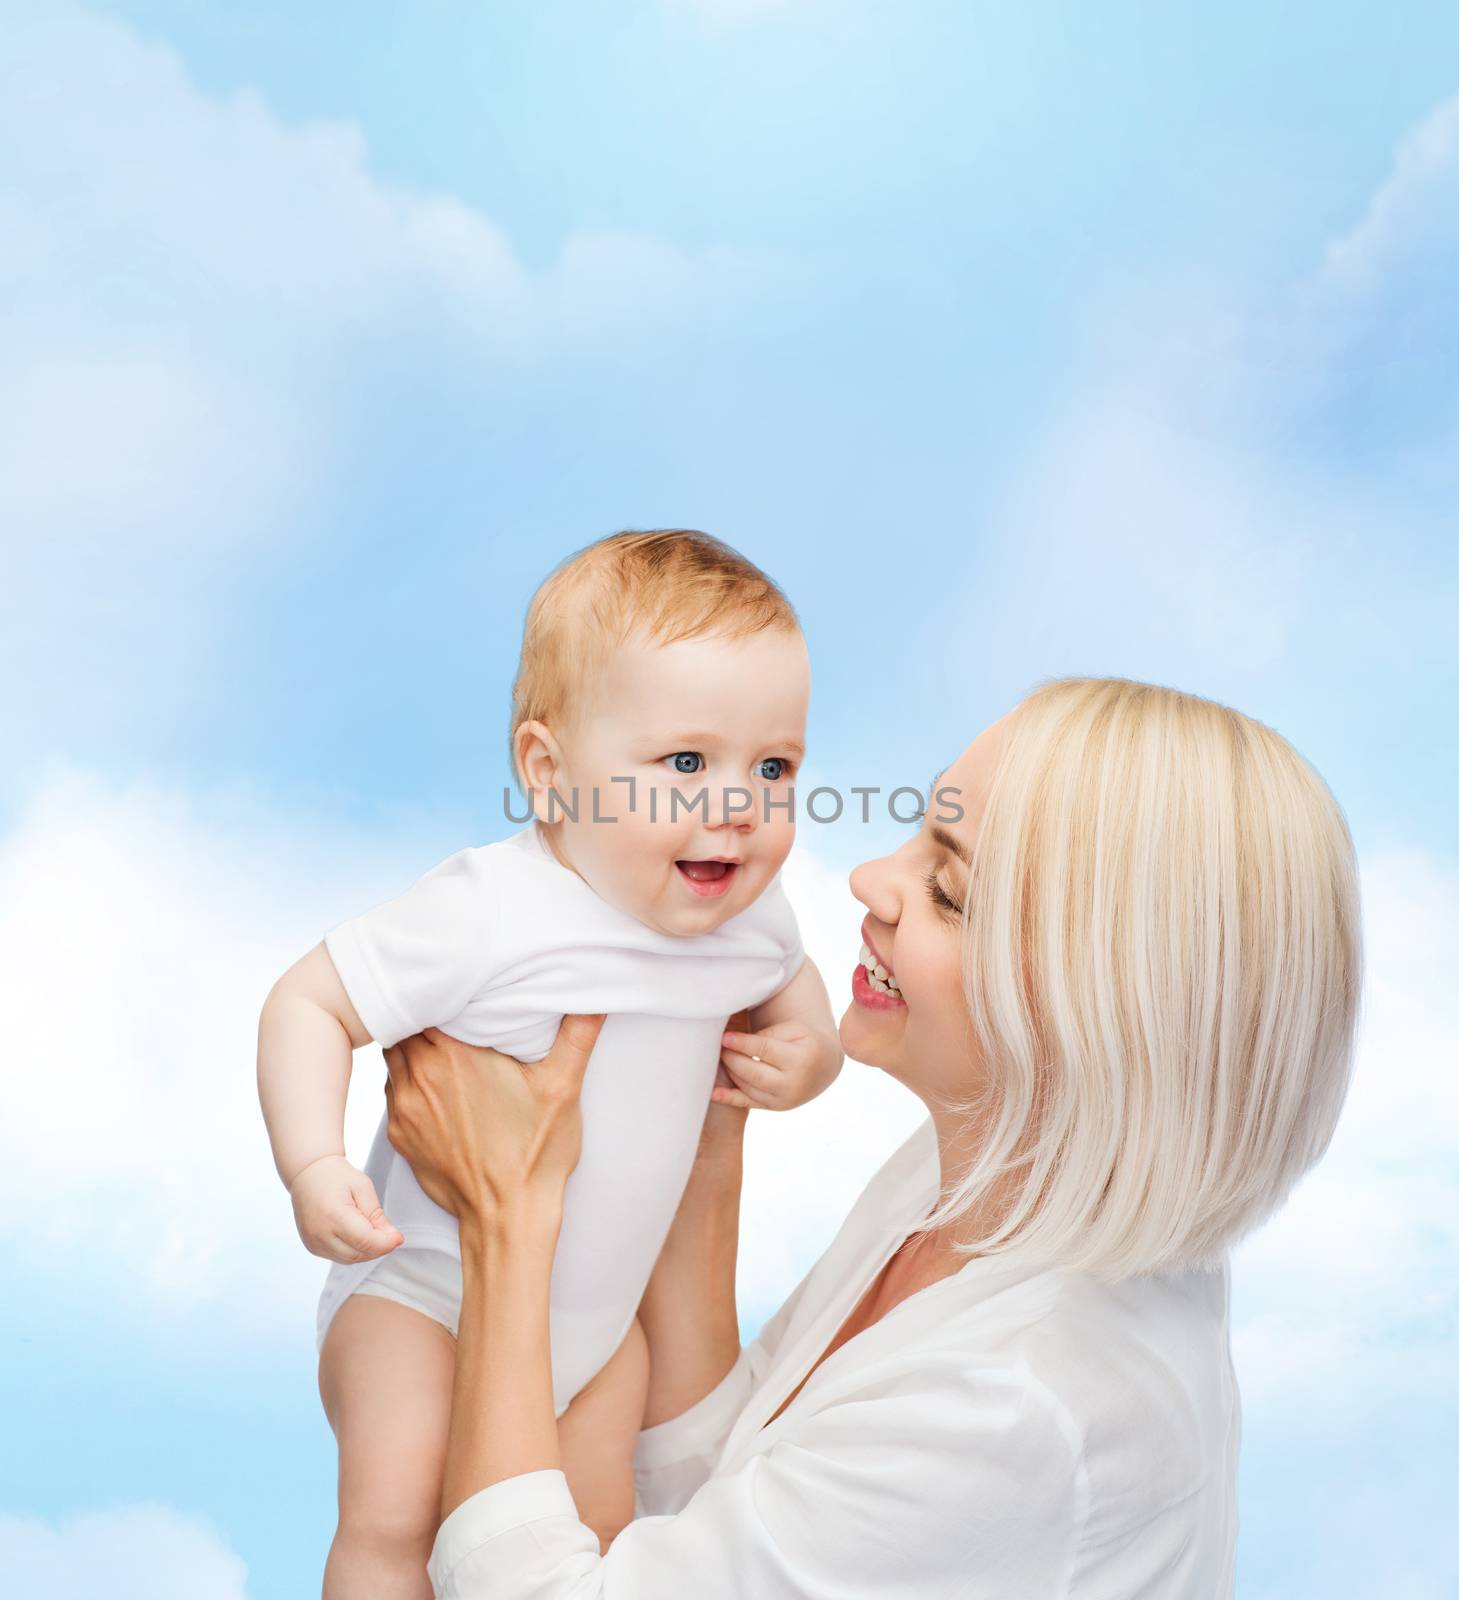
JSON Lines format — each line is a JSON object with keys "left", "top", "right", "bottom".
{"left": 1022, "top": 1261, "right": 1234, "bottom": 1412}
{"left": 993, "top": 1262, "right": 1238, "bottom": 1504}
{"left": 860, "top": 1261, "right": 1236, "bottom": 1577}
{"left": 821, "top": 1255, "right": 1234, "bottom": 1500}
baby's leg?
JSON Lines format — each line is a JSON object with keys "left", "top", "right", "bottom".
{"left": 318, "top": 1293, "right": 456, "bottom": 1600}
{"left": 556, "top": 1316, "right": 651, "bottom": 1553}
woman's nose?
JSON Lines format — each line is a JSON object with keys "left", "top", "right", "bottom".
{"left": 849, "top": 853, "right": 900, "bottom": 924}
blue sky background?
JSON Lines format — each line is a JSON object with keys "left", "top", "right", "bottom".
{"left": 1, "top": 1, "right": 1456, "bottom": 1595}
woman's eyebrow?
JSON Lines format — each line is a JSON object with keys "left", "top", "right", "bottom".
{"left": 930, "top": 823, "right": 971, "bottom": 866}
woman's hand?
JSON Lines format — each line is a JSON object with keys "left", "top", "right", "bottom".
{"left": 382, "top": 1015, "right": 606, "bottom": 1232}
{"left": 392, "top": 1018, "right": 605, "bottom": 1517}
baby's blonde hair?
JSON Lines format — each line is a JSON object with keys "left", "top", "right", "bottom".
{"left": 509, "top": 529, "right": 800, "bottom": 779}
{"left": 918, "top": 676, "right": 1363, "bottom": 1281}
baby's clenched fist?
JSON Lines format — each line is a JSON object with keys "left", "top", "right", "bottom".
{"left": 289, "top": 1154, "right": 404, "bottom": 1264}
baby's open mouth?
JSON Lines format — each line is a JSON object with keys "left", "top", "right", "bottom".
{"left": 676, "top": 859, "right": 740, "bottom": 898}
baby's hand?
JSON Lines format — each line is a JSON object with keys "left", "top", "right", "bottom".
{"left": 289, "top": 1155, "right": 405, "bottom": 1264}
{"left": 714, "top": 1022, "right": 843, "bottom": 1112}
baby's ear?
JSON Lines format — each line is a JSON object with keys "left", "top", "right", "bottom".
{"left": 514, "top": 720, "right": 564, "bottom": 816}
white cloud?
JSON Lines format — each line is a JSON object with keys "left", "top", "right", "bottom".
{"left": 948, "top": 85, "right": 1459, "bottom": 712}
{"left": 1224, "top": 862, "right": 1459, "bottom": 1594}
{"left": 1284, "top": 90, "right": 1459, "bottom": 461}
{"left": 0, "top": 1504, "right": 249, "bottom": 1600}
{"left": 0, "top": 0, "right": 750, "bottom": 526}
{"left": 0, "top": 1, "right": 761, "bottom": 755}
{"left": 1313, "top": 92, "right": 1459, "bottom": 304}
{"left": 1, "top": 6, "right": 525, "bottom": 333}
{"left": 0, "top": 344, "right": 309, "bottom": 555}
{"left": 0, "top": 769, "right": 395, "bottom": 1340}
{"left": 973, "top": 397, "right": 1312, "bottom": 680}
{"left": 1230, "top": 849, "right": 1459, "bottom": 1427}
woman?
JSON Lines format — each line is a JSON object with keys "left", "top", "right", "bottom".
{"left": 381, "top": 676, "right": 1361, "bottom": 1598}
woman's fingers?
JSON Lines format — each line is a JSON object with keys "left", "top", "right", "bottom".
{"left": 382, "top": 1041, "right": 409, "bottom": 1093}
{"left": 543, "top": 1013, "right": 606, "bottom": 1095}
{"left": 381, "top": 1064, "right": 404, "bottom": 1143}
{"left": 376, "top": 1025, "right": 600, "bottom": 1227}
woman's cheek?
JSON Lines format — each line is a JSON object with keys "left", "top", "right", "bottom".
{"left": 911, "top": 934, "right": 964, "bottom": 1020}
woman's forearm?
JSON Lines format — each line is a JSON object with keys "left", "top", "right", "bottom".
{"left": 443, "top": 1207, "right": 565, "bottom": 1521}
{"left": 636, "top": 1140, "right": 745, "bottom": 1427}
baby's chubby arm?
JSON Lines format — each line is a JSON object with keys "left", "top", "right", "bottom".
{"left": 256, "top": 942, "right": 404, "bottom": 1264}
{"left": 715, "top": 956, "right": 843, "bottom": 1112}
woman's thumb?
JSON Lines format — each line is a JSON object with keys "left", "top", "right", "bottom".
{"left": 553, "top": 1013, "right": 605, "bottom": 1082}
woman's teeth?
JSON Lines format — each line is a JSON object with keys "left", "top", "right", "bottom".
{"left": 859, "top": 944, "right": 900, "bottom": 995}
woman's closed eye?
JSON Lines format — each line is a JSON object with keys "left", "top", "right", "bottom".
{"left": 923, "top": 865, "right": 963, "bottom": 917}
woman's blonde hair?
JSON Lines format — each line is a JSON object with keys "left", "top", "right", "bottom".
{"left": 918, "top": 676, "right": 1362, "bottom": 1280}
{"left": 509, "top": 529, "right": 799, "bottom": 777}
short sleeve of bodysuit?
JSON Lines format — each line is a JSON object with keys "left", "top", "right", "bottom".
{"left": 324, "top": 847, "right": 500, "bottom": 1048}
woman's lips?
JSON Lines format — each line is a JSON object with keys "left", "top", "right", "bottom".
{"left": 852, "top": 958, "right": 907, "bottom": 1010}
{"left": 676, "top": 860, "right": 739, "bottom": 898}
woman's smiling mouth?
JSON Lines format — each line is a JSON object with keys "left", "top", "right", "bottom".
{"left": 852, "top": 929, "right": 905, "bottom": 1009}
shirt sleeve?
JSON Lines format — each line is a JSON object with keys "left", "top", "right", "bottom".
{"left": 323, "top": 848, "right": 500, "bottom": 1048}
{"left": 427, "top": 1361, "right": 1085, "bottom": 1600}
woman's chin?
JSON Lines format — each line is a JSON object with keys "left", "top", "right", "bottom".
{"left": 838, "top": 1006, "right": 896, "bottom": 1070}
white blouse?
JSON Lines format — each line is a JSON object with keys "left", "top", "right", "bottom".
{"left": 428, "top": 1118, "right": 1240, "bottom": 1599}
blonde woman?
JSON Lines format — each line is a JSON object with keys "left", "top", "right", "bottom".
{"left": 380, "top": 677, "right": 1361, "bottom": 1598}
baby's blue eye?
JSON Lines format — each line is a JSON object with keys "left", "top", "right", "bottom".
{"left": 666, "top": 752, "right": 703, "bottom": 775}
{"left": 757, "top": 758, "right": 787, "bottom": 781}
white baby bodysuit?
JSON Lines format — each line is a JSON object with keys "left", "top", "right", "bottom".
{"left": 316, "top": 822, "right": 805, "bottom": 1413}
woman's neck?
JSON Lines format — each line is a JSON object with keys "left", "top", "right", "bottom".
{"left": 919, "top": 1102, "right": 1025, "bottom": 1258}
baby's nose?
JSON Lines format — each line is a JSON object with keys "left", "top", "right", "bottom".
{"left": 708, "top": 785, "right": 759, "bottom": 830}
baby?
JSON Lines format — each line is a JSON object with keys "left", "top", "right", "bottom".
{"left": 256, "top": 529, "right": 841, "bottom": 1597}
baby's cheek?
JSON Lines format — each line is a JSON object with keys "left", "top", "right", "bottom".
{"left": 761, "top": 812, "right": 796, "bottom": 866}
